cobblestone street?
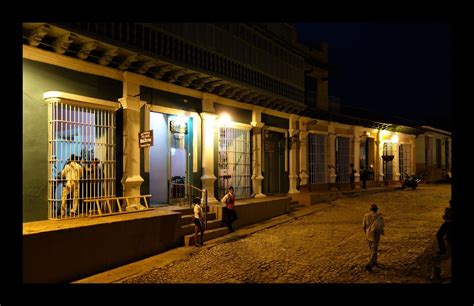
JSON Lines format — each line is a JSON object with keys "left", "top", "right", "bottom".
{"left": 124, "top": 184, "right": 451, "bottom": 284}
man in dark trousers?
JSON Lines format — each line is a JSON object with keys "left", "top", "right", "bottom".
{"left": 221, "top": 186, "right": 237, "bottom": 232}
{"left": 436, "top": 202, "right": 452, "bottom": 256}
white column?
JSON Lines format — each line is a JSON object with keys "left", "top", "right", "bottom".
{"left": 353, "top": 137, "right": 361, "bottom": 185}
{"left": 119, "top": 96, "right": 146, "bottom": 210}
{"left": 251, "top": 109, "right": 265, "bottom": 198}
{"left": 377, "top": 131, "right": 384, "bottom": 182}
{"left": 328, "top": 124, "right": 337, "bottom": 184}
{"left": 288, "top": 115, "right": 300, "bottom": 194}
{"left": 200, "top": 112, "right": 218, "bottom": 203}
{"left": 299, "top": 117, "right": 310, "bottom": 188}
{"left": 393, "top": 139, "right": 400, "bottom": 181}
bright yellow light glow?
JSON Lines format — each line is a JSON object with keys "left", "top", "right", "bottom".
{"left": 391, "top": 134, "right": 399, "bottom": 144}
{"left": 218, "top": 113, "right": 232, "bottom": 127}
{"left": 380, "top": 130, "right": 390, "bottom": 138}
{"left": 366, "top": 132, "right": 371, "bottom": 137}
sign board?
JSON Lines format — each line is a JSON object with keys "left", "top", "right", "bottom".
{"left": 139, "top": 130, "right": 153, "bottom": 148}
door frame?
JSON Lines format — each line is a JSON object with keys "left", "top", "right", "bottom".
{"left": 262, "top": 126, "right": 288, "bottom": 194}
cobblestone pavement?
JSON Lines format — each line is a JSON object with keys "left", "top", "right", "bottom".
{"left": 124, "top": 184, "right": 451, "bottom": 283}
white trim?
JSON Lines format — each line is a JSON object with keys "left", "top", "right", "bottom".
{"left": 335, "top": 134, "right": 354, "bottom": 138}
{"left": 43, "top": 91, "right": 121, "bottom": 111}
{"left": 264, "top": 126, "right": 288, "bottom": 134}
{"left": 308, "top": 130, "right": 329, "bottom": 135}
{"left": 24, "top": 45, "right": 123, "bottom": 81}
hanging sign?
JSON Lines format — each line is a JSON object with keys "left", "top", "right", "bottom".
{"left": 139, "top": 130, "right": 154, "bottom": 148}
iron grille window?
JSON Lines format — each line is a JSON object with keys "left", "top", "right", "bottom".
{"left": 436, "top": 139, "right": 442, "bottom": 168}
{"left": 48, "top": 102, "right": 116, "bottom": 220}
{"left": 383, "top": 142, "right": 394, "bottom": 180}
{"left": 336, "top": 137, "right": 350, "bottom": 183}
{"left": 218, "top": 127, "right": 251, "bottom": 199}
{"left": 425, "top": 136, "right": 433, "bottom": 167}
{"left": 308, "top": 134, "right": 326, "bottom": 184}
{"left": 399, "top": 144, "right": 411, "bottom": 180}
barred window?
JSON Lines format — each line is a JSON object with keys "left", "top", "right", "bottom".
{"left": 308, "top": 134, "right": 326, "bottom": 184}
{"left": 383, "top": 142, "right": 394, "bottom": 180}
{"left": 425, "top": 136, "right": 433, "bottom": 167}
{"left": 399, "top": 144, "right": 411, "bottom": 180}
{"left": 336, "top": 137, "right": 350, "bottom": 183}
{"left": 218, "top": 126, "right": 251, "bottom": 199}
{"left": 48, "top": 101, "right": 116, "bottom": 220}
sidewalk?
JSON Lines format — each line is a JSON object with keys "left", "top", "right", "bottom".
{"left": 73, "top": 202, "right": 335, "bottom": 283}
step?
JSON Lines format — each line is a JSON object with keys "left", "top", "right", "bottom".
{"left": 180, "top": 212, "right": 217, "bottom": 226}
{"left": 289, "top": 203, "right": 306, "bottom": 211}
{"left": 184, "top": 226, "right": 230, "bottom": 246}
{"left": 180, "top": 219, "right": 224, "bottom": 236}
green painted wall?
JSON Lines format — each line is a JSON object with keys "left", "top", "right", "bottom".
{"left": 261, "top": 113, "right": 289, "bottom": 129}
{"left": 23, "top": 59, "right": 122, "bottom": 222}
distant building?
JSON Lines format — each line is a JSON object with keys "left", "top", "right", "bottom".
{"left": 415, "top": 126, "right": 451, "bottom": 182}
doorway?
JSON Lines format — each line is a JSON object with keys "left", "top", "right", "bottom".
{"left": 263, "top": 130, "right": 288, "bottom": 194}
{"left": 149, "top": 112, "right": 192, "bottom": 205}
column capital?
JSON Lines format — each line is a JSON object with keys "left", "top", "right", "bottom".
{"left": 288, "top": 129, "right": 300, "bottom": 137}
{"left": 200, "top": 112, "right": 218, "bottom": 120}
{"left": 118, "top": 97, "right": 146, "bottom": 111}
{"left": 251, "top": 121, "right": 265, "bottom": 128}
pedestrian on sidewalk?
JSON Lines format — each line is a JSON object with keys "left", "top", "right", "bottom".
{"left": 221, "top": 186, "right": 238, "bottom": 232}
{"left": 193, "top": 197, "right": 205, "bottom": 247}
{"left": 361, "top": 166, "right": 368, "bottom": 189}
{"left": 436, "top": 202, "right": 452, "bottom": 257}
{"left": 350, "top": 163, "right": 356, "bottom": 190}
{"left": 363, "top": 203, "right": 385, "bottom": 272}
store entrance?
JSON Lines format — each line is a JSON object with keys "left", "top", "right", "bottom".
{"left": 263, "top": 130, "right": 288, "bottom": 195}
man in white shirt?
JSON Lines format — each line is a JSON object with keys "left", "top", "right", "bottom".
{"left": 363, "top": 203, "right": 385, "bottom": 272}
{"left": 60, "top": 154, "right": 82, "bottom": 218}
{"left": 193, "top": 197, "right": 205, "bottom": 247}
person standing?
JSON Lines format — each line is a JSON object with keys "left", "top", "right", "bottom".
{"left": 363, "top": 203, "right": 385, "bottom": 272}
{"left": 221, "top": 186, "right": 237, "bottom": 232}
{"left": 436, "top": 204, "right": 452, "bottom": 256}
{"left": 350, "top": 163, "right": 356, "bottom": 190}
{"left": 193, "top": 197, "right": 205, "bottom": 247}
{"left": 60, "top": 154, "right": 82, "bottom": 218}
{"left": 361, "top": 166, "right": 368, "bottom": 189}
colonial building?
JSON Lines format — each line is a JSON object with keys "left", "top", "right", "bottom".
{"left": 23, "top": 22, "right": 431, "bottom": 223}
{"left": 415, "top": 125, "right": 452, "bottom": 182}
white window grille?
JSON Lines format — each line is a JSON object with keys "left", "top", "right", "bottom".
{"left": 425, "top": 136, "right": 433, "bottom": 167}
{"left": 336, "top": 137, "right": 350, "bottom": 183}
{"left": 308, "top": 134, "right": 326, "bottom": 184}
{"left": 218, "top": 126, "right": 251, "bottom": 199}
{"left": 48, "top": 101, "right": 116, "bottom": 220}
{"left": 399, "top": 144, "right": 411, "bottom": 180}
{"left": 383, "top": 142, "right": 394, "bottom": 180}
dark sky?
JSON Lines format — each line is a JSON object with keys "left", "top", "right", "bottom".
{"left": 294, "top": 23, "right": 452, "bottom": 131}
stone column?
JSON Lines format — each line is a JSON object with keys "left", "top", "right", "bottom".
{"left": 377, "top": 131, "right": 384, "bottom": 182}
{"left": 393, "top": 136, "right": 400, "bottom": 181}
{"left": 328, "top": 124, "right": 337, "bottom": 184}
{"left": 251, "top": 109, "right": 265, "bottom": 198}
{"left": 353, "top": 131, "right": 361, "bottom": 185}
{"left": 298, "top": 117, "right": 310, "bottom": 188}
{"left": 288, "top": 115, "right": 300, "bottom": 194}
{"left": 119, "top": 95, "right": 146, "bottom": 210}
{"left": 200, "top": 112, "right": 218, "bottom": 203}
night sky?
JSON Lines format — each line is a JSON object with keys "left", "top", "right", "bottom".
{"left": 294, "top": 23, "right": 452, "bottom": 131}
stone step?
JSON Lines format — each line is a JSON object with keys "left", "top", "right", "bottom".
{"left": 184, "top": 226, "right": 230, "bottom": 246}
{"left": 180, "top": 212, "right": 217, "bottom": 226}
{"left": 289, "top": 203, "right": 305, "bottom": 211}
{"left": 180, "top": 219, "right": 224, "bottom": 236}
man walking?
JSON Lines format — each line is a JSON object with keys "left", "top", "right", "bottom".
{"left": 363, "top": 203, "right": 385, "bottom": 272}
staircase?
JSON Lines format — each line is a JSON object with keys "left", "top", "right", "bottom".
{"left": 289, "top": 199, "right": 305, "bottom": 212}
{"left": 179, "top": 207, "right": 230, "bottom": 246}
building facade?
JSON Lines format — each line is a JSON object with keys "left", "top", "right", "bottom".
{"left": 23, "top": 23, "right": 437, "bottom": 222}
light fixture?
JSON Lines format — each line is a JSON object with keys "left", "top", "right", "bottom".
{"left": 218, "top": 112, "right": 232, "bottom": 127}
{"left": 391, "top": 134, "right": 399, "bottom": 144}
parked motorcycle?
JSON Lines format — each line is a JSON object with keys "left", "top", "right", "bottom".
{"left": 401, "top": 175, "right": 422, "bottom": 190}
